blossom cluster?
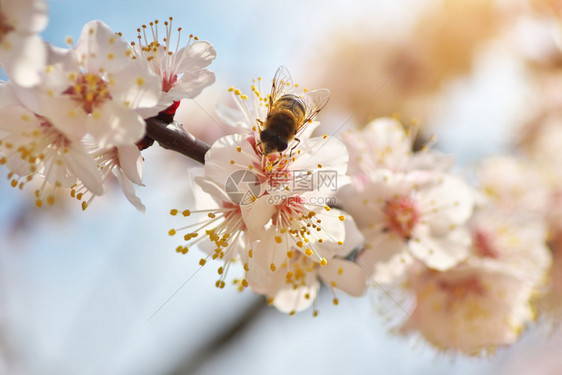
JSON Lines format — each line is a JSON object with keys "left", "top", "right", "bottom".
{"left": 1, "top": 0, "right": 561, "bottom": 359}
{"left": 0, "top": 0, "right": 216, "bottom": 211}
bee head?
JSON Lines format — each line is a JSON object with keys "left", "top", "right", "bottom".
{"left": 260, "top": 130, "right": 288, "bottom": 155}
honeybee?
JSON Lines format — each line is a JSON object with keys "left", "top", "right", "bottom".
{"left": 259, "top": 66, "right": 330, "bottom": 155}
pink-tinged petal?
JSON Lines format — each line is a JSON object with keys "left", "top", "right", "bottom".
{"left": 87, "top": 101, "right": 145, "bottom": 147}
{"left": 409, "top": 226, "right": 471, "bottom": 271}
{"left": 0, "top": 32, "right": 46, "bottom": 87}
{"left": 114, "top": 167, "right": 145, "bottom": 213}
{"left": 111, "top": 60, "right": 162, "bottom": 109}
{"left": 357, "top": 233, "right": 411, "bottom": 283}
{"left": 176, "top": 41, "right": 217, "bottom": 71}
{"left": 117, "top": 145, "right": 143, "bottom": 185}
{"left": 64, "top": 145, "right": 104, "bottom": 195}
{"left": 74, "top": 21, "right": 131, "bottom": 74}
{"left": 318, "top": 258, "right": 367, "bottom": 297}
{"left": 172, "top": 69, "right": 215, "bottom": 99}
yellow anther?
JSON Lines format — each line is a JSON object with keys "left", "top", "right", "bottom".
{"left": 270, "top": 263, "right": 276, "bottom": 272}
{"left": 275, "top": 236, "right": 282, "bottom": 244}
{"left": 287, "top": 250, "right": 294, "bottom": 258}
{"left": 182, "top": 210, "right": 191, "bottom": 216}
{"left": 168, "top": 229, "right": 176, "bottom": 236}
{"left": 199, "top": 258, "right": 206, "bottom": 266}
{"left": 170, "top": 209, "right": 178, "bottom": 216}
{"left": 305, "top": 248, "right": 313, "bottom": 256}
{"left": 320, "top": 258, "right": 327, "bottom": 266}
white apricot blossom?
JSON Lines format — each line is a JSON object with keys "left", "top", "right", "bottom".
{"left": 477, "top": 155, "right": 549, "bottom": 214}
{"left": 0, "top": 0, "right": 48, "bottom": 87}
{"left": 132, "top": 17, "right": 216, "bottom": 117}
{"left": 339, "top": 170, "right": 474, "bottom": 282}
{"left": 0, "top": 83, "right": 103, "bottom": 207}
{"left": 247, "top": 231, "right": 366, "bottom": 315}
{"left": 341, "top": 117, "right": 453, "bottom": 177}
{"left": 469, "top": 207, "right": 551, "bottom": 287}
{"left": 71, "top": 143, "right": 146, "bottom": 211}
{"left": 400, "top": 260, "right": 537, "bottom": 355}
{"left": 18, "top": 20, "right": 161, "bottom": 148}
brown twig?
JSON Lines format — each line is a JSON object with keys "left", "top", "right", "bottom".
{"left": 144, "top": 115, "right": 210, "bottom": 164}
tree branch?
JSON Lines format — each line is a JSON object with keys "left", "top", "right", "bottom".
{"left": 144, "top": 116, "right": 210, "bottom": 164}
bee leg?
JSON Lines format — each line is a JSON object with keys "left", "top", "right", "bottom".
{"left": 255, "top": 140, "right": 264, "bottom": 156}
{"left": 256, "top": 118, "right": 263, "bottom": 130}
{"left": 289, "top": 137, "right": 301, "bottom": 158}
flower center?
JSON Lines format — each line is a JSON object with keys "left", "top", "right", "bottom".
{"left": 0, "top": 12, "right": 14, "bottom": 41}
{"left": 63, "top": 73, "right": 111, "bottom": 114}
{"left": 436, "top": 276, "right": 486, "bottom": 315}
{"left": 473, "top": 229, "right": 498, "bottom": 258}
{"left": 384, "top": 196, "right": 419, "bottom": 239}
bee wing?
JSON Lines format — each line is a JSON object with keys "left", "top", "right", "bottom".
{"left": 269, "top": 66, "right": 295, "bottom": 107}
{"left": 300, "top": 88, "right": 330, "bottom": 126}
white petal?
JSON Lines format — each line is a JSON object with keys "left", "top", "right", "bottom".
{"left": 318, "top": 258, "right": 367, "bottom": 297}
{"left": 87, "top": 101, "right": 145, "bottom": 147}
{"left": 0, "top": 33, "right": 46, "bottom": 87}
{"left": 409, "top": 226, "right": 471, "bottom": 271}
{"left": 357, "top": 233, "right": 411, "bottom": 283}
{"left": 418, "top": 174, "right": 474, "bottom": 227}
{"left": 64, "top": 144, "right": 104, "bottom": 195}
{"left": 117, "top": 145, "right": 143, "bottom": 185}
{"left": 75, "top": 21, "right": 131, "bottom": 74}
{"left": 172, "top": 69, "right": 215, "bottom": 99}
{"left": 111, "top": 60, "right": 162, "bottom": 109}
{"left": 115, "top": 167, "right": 145, "bottom": 213}
{"left": 176, "top": 41, "right": 217, "bottom": 71}
{"left": 272, "top": 281, "right": 319, "bottom": 314}
{"left": 240, "top": 195, "right": 275, "bottom": 232}
{"left": 194, "top": 176, "right": 231, "bottom": 205}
